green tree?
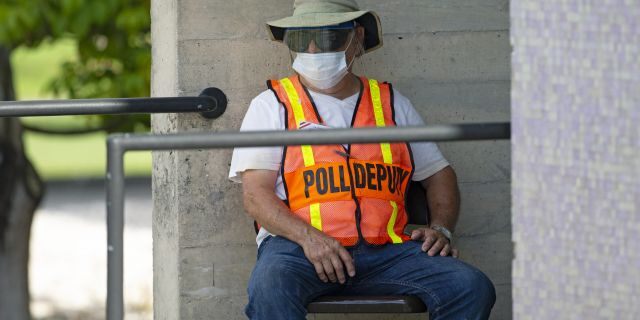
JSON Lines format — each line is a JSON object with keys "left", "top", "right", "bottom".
{"left": 1, "top": 0, "right": 151, "bottom": 132}
{"left": 0, "top": 1, "right": 150, "bottom": 318}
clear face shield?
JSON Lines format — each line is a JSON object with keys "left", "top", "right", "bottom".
{"left": 282, "top": 20, "right": 364, "bottom": 58}
{"left": 284, "top": 27, "right": 355, "bottom": 53}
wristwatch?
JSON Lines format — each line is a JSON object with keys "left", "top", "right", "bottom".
{"left": 430, "top": 225, "right": 453, "bottom": 242}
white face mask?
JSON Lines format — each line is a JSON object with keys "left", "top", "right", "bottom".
{"left": 292, "top": 51, "right": 349, "bottom": 90}
{"left": 291, "top": 31, "right": 356, "bottom": 90}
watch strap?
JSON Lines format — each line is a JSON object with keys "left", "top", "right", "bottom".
{"left": 430, "top": 225, "right": 453, "bottom": 242}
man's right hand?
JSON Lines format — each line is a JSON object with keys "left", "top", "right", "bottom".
{"left": 300, "top": 230, "right": 355, "bottom": 284}
{"left": 241, "top": 169, "right": 355, "bottom": 284}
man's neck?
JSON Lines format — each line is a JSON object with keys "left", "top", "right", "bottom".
{"left": 299, "top": 73, "right": 360, "bottom": 100}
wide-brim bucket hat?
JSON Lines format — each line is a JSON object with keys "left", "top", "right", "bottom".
{"left": 267, "top": 0, "right": 383, "bottom": 53}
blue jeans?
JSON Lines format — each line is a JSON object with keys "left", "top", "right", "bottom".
{"left": 246, "top": 236, "right": 496, "bottom": 319}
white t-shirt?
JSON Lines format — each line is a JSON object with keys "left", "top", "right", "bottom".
{"left": 229, "top": 87, "right": 449, "bottom": 246}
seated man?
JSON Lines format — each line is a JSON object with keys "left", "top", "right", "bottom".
{"left": 228, "top": 0, "right": 496, "bottom": 319}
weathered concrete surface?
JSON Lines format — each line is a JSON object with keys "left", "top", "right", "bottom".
{"left": 511, "top": 1, "right": 640, "bottom": 318}
{"left": 178, "top": 0, "right": 510, "bottom": 40}
{"left": 150, "top": 0, "right": 180, "bottom": 319}
{"left": 151, "top": 0, "right": 511, "bottom": 318}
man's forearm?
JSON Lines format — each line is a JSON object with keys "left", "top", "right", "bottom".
{"left": 243, "top": 180, "right": 318, "bottom": 244}
{"left": 241, "top": 169, "right": 356, "bottom": 283}
{"left": 423, "top": 166, "right": 460, "bottom": 231}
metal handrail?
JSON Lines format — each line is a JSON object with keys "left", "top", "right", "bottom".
{"left": 0, "top": 87, "right": 226, "bottom": 318}
{"left": 105, "top": 122, "right": 510, "bottom": 320}
{"left": 0, "top": 87, "right": 227, "bottom": 119}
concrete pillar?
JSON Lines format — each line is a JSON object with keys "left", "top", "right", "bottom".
{"left": 151, "top": 0, "right": 511, "bottom": 319}
{"left": 511, "top": 1, "right": 640, "bottom": 318}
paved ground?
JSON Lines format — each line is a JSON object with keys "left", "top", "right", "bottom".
{"left": 30, "top": 178, "right": 152, "bottom": 320}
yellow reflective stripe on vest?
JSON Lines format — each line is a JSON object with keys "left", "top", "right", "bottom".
{"left": 369, "top": 79, "right": 402, "bottom": 243}
{"left": 387, "top": 201, "right": 402, "bottom": 243}
{"left": 281, "top": 78, "right": 322, "bottom": 231}
{"left": 309, "top": 203, "right": 322, "bottom": 230}
{"left": 368, "top": 79, "right": 393, "bottom": 164}
{"left": 281, "top": 78, "right": 315, "bottom": 167}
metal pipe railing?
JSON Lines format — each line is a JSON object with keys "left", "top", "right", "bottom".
{"left": 0, "top": 87, "right": 227, "bottom": 119}
{"left": 105, "top": 122, "right": 510, "bottom": 320}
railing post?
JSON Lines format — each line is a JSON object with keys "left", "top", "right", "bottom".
{"left": 106, "top": 135, "right": 126, "bottom": 320}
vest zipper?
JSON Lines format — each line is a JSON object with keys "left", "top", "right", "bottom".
{"left": 341, "top": 148, "right": 365, "bottom": 245}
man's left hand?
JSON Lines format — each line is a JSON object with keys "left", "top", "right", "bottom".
{"left": 410, "top": 228, "right": 459, "bottom": 258}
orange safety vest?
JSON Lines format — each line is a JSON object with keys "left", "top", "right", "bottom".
{"left": 267, "top": 75, "right": 415, "bottom": 246}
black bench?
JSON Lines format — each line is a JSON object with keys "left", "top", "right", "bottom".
{"left": 307, "top": 295, "right": 427, "bottom": 313}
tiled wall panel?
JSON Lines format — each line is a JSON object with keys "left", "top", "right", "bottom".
{"left": 511, "top": 1, "right": 640, "bottom": 318}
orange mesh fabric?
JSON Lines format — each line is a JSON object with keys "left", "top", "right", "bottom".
{"left": 348, "top": 78, "right": 414, "bottom": 246}
{"left": 358, "top": 198, "right": 411, "bottom": 245}
{"left": 270, "top": 76, "right": 414, "bottom": 247}
{"left": 302, "top": 201, "right": 359, "bottom": 246}
{"left": 285, "top": 162, "right": 354, "bottom": 211}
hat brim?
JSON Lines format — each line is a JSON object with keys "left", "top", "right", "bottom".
{"left": 266, "top": 11, "right": 383, "bottom": 53}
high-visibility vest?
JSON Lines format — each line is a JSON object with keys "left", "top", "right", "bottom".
{"left": 267, "top": 75, "right": 415, "bottom": 246}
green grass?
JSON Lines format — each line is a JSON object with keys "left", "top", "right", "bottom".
{"left": 12, "top": 40, "right": 152, "bottom": 180}
{"left": 11, "top": 39, "right": 75, "bottom": 100}
{"left": 24, "top": 127, "right": 152, "bottom": 179}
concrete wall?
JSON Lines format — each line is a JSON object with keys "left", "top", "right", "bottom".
{"left": 151, "top": 1, "right": 511, "bottom": 319}
{"left": 511, "top": 1, "right": 640, "bottom": 318}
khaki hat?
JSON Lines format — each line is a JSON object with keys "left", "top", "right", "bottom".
{"left": 267, "top": 0, "right": 383, "bottom": 53}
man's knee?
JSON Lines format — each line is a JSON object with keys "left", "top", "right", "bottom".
{"left": 246, "top": 263, "right": 308, "bottom": 319}
{"left": 457, "top": 266, "right": 496, "bottom": 308}
{"left": 427, "top": 265, "right": 496, "bottom": 319}
{"left": 248, "top": 263, "right": 293, "bottom": 300}
{"left": 473, "top": 270, "right": 496, "bottom": 304}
